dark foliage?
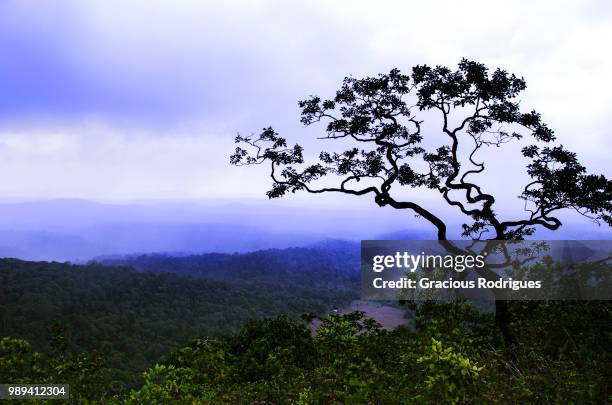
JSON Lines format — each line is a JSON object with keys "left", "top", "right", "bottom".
{"left": 126, "top": 301, "right": 610, "bottom": 404}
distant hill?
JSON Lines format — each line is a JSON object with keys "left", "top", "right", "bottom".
{"left": 95, "top": 240, "right": 360, "bottom": 280}
{"left": 0, "top": 198, "right": 608, "bottom": 263}
{"left": 0, "top": 223, "right": 328, "bottom": 262}
{"left": 0, "top": 199, "right": 433, "bottom": 261}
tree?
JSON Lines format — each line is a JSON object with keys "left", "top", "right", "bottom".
{"left": 230, "top": 59, "right": 611, "bottom": 339}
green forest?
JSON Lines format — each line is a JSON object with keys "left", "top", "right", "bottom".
{"left": 1, "top": 248, "right": 611, "bottom": 404}
{"left": 0, "top": 245, "right": 358, "bottom": 389}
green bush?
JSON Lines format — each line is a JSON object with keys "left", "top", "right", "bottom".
{"left": 3, "top": 300, "right": 610, "bottom": 404}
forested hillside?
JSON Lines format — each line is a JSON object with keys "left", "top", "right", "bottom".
{"left": 2, "top": 246, "right": 610, "bottom": 403}
{"left": 96, "top": 240, "right": 359, "bottom": 282}
{"left": 0, "top": 245, "right": 359, "bottom": 387}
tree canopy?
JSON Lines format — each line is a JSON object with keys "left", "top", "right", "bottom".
{"left": 231, "top": 59, "right": 611, "bottom": 240}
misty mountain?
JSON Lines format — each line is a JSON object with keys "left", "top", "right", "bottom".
{"left": 0, "top": 199, "right": 427, "bottom": 262}
{"left": 0, "top": 198, "right": 415, "bottom": 236}
{"left": 0, "top": 229, "right": 109, "bottom": 261}
{"left": 0, "top": 199, "right": 608, "bottom": 262}
{"left": 0, "top": 223, "right": 329, "bottom": 262}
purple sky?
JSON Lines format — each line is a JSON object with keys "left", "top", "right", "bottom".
{"left": 0, "top": 0, "right": 609, "bottom": 219}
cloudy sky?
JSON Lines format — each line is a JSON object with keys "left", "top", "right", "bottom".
{"left": 0, "top": 0, "right": 610, "bottom": 207}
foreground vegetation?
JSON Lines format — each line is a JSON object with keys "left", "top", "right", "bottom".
{"left": 2, "top": 300, "right": 610, "bottom": 404}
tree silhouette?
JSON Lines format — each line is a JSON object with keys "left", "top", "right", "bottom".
{"left": 230, "top": 59, "right": 611, "bottom": 339}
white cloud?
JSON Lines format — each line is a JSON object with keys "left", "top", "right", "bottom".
{"left": 0, "top": 0, "right": 609, "bottom": 201}
{"left": 0, "top": 123, "right": 274, "bottom": 200}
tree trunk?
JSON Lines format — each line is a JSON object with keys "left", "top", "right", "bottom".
{"left": 495, "top": 300, "right": 515, "bottom": 345}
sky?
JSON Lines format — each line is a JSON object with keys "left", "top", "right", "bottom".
{"left": 0, "top": 0, "right": 610, "bottom": 211}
